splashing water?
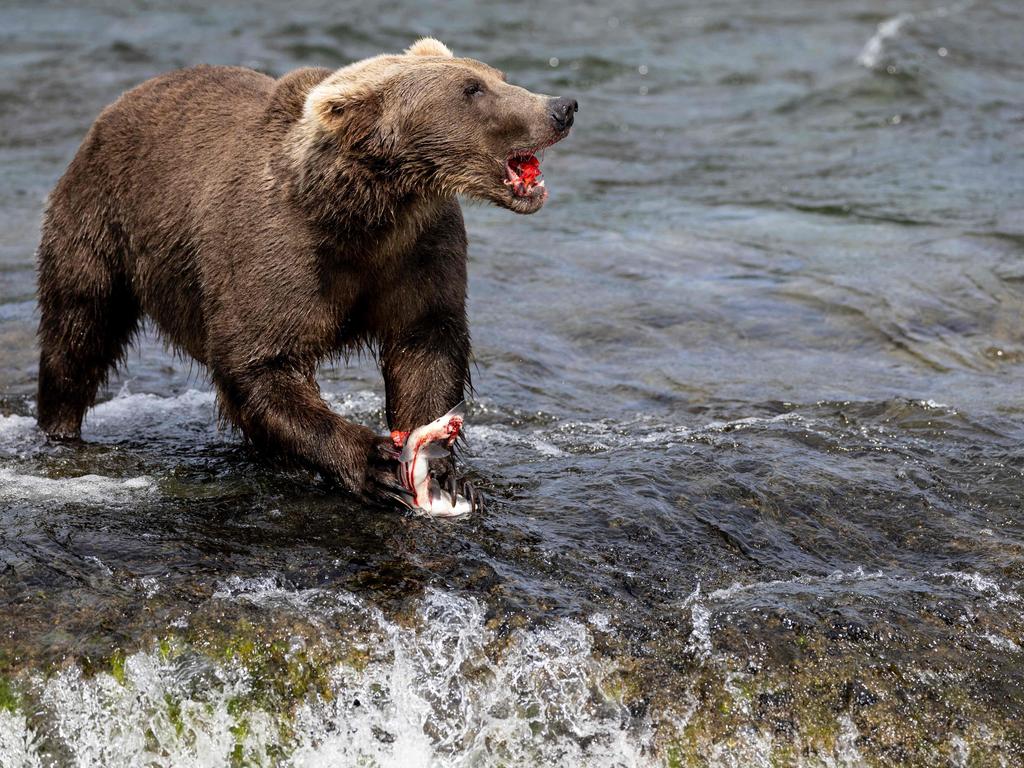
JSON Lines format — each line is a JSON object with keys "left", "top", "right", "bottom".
{"left": 2, "top": 0, "right": 1024, "bottom": 764}
{"left": 2, "top": 588, "right": 653, "bottom": 768}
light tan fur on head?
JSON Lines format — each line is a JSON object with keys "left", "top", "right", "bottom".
{"left": 296, "top": 39, "right": 572, "bottom": 215}
{"left": 304, "top": 39, "right": 453, "bottom": 123}
{"left": 405, "top": 38, "right": 453, "bottom": 58}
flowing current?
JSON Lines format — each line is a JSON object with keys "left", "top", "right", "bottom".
{"left": 1, "top": 1, "right": 1023, "bottom": 765}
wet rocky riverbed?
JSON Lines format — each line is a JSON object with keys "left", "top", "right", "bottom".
{"left": 1, "top": 0, "right": 1023, "bottom": 765}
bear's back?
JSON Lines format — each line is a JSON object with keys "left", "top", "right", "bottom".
{"left": 89, "top": 66, "right": 275, "bottom": 178}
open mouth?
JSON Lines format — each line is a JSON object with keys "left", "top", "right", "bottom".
{"left": 504, "top": 150, "right": 547, "bottom": 201}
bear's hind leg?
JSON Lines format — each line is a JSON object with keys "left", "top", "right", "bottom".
{"left": 36, "top": 230, "right": 140, "bottom": 440}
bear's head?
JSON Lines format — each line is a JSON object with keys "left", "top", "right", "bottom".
{"left": 302, "top": 39, "right": 577, "bottom": 215}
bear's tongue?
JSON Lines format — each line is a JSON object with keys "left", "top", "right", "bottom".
{"left": 506, "top": 153, "right": 545, "bottom": 197}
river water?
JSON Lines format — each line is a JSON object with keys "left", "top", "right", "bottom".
{"left": 1, "top": 1, "right": 1023, "bottom": 765}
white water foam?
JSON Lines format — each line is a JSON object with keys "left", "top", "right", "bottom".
{"left": 706, "top": 567, "right": 887, "bottom": 603}
{"left": 700, "top": 412, "right": 806, "bottom": 434}
{"left": 701, "top": 567, "right": 1022, "bottom": 609}
{"left": 0, "top": 468, "right": 154, "bottom": 504}
{"left": 0, "top": 386, "right": 386, "bottom": 454}
{"left": 982, "top": 633, "right": 1021, "bottom": 653}
{"left": 83, "top": 386, "right": 221, "bottom": 443}
{"left": 858, "top": 2, "right": 976, "bottom": 69}
{"left": 6, "top": 574, "right": 985, "bottom": 766}
{"left": 0, "top": 414, "right": 39, "bottom": 457}
{"left": 468, "top": 424, "right": 566, "bottom": 458}
{"left": 37, "top": 653, "right": 261, "bottom": 768}
{"left": 858, "top": 13, "right": 911, "bottom": 68}
{"left": 324, "top": 389, "right": 385, "bottom": 418}
{"left": 681, "top": 585, "right": 712, "bottom": 661}
{"left": 288, "top": 594, "right": 643, "bottom": 768}
{"left": 0, "top": 710, "right": 43, "bottom": 768}
{"left": 468, "top": 411, "right": 809, "bottom": 460}
{"left": 2, "top": 586, "right": 650, "bottom": 768}
{"left": 2, "top": 387, "right": 815, "bottom": 467}
{"left": 937, "top": 570, "right": 1021, "bottom": 608}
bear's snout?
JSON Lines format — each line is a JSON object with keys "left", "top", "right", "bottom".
{"left": 549, "top": 96, "right": 578, "bottom": 132}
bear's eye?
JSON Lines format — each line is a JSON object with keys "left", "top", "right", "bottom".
{"left": 463, "top": 82, "right": 485, "bottom": 97}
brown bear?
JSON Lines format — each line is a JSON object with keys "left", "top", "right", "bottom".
{"left": 35, "top": 38, "right": 576, "bottom": 501}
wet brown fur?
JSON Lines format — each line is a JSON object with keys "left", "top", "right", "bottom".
{"left": 36, "top": 40, "right": 573, "bottom": 495}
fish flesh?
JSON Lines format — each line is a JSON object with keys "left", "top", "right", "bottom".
{"left": 393, "top": 402, "right": 478, "bottom": 517}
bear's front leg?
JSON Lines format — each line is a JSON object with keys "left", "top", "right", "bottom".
{"left": 380, "top": 310, "right": 472, "bottom": 504}
{"left": 380, "top": 308, "right": 471, "bottom": 437}
{"left": 213, "top": 361, "right": 399, "bottom": 497}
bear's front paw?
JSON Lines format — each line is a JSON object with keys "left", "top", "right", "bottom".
{"left": 363, "top": 435, "right": 406, "bottom": 502}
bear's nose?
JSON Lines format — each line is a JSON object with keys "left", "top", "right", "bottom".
{"left": 550, "top": 97, "right": 578, "bottom": 131}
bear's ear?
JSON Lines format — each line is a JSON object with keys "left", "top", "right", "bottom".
{"left": 305, "top": 80, "right": 383, "bottom": 144}
{"left": 405, "top": 37, "right": 453, "bottom": 58}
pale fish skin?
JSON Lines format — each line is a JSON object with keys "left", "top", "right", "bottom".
{"left": 396, "top": 402, "right": 474, "bottom": 517}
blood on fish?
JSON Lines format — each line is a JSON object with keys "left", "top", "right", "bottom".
{"left": 394, "top": 403, "right": 473, "bottom": 517}
{"left": 514, "top": 155, "right": 541, "bottom": 186}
